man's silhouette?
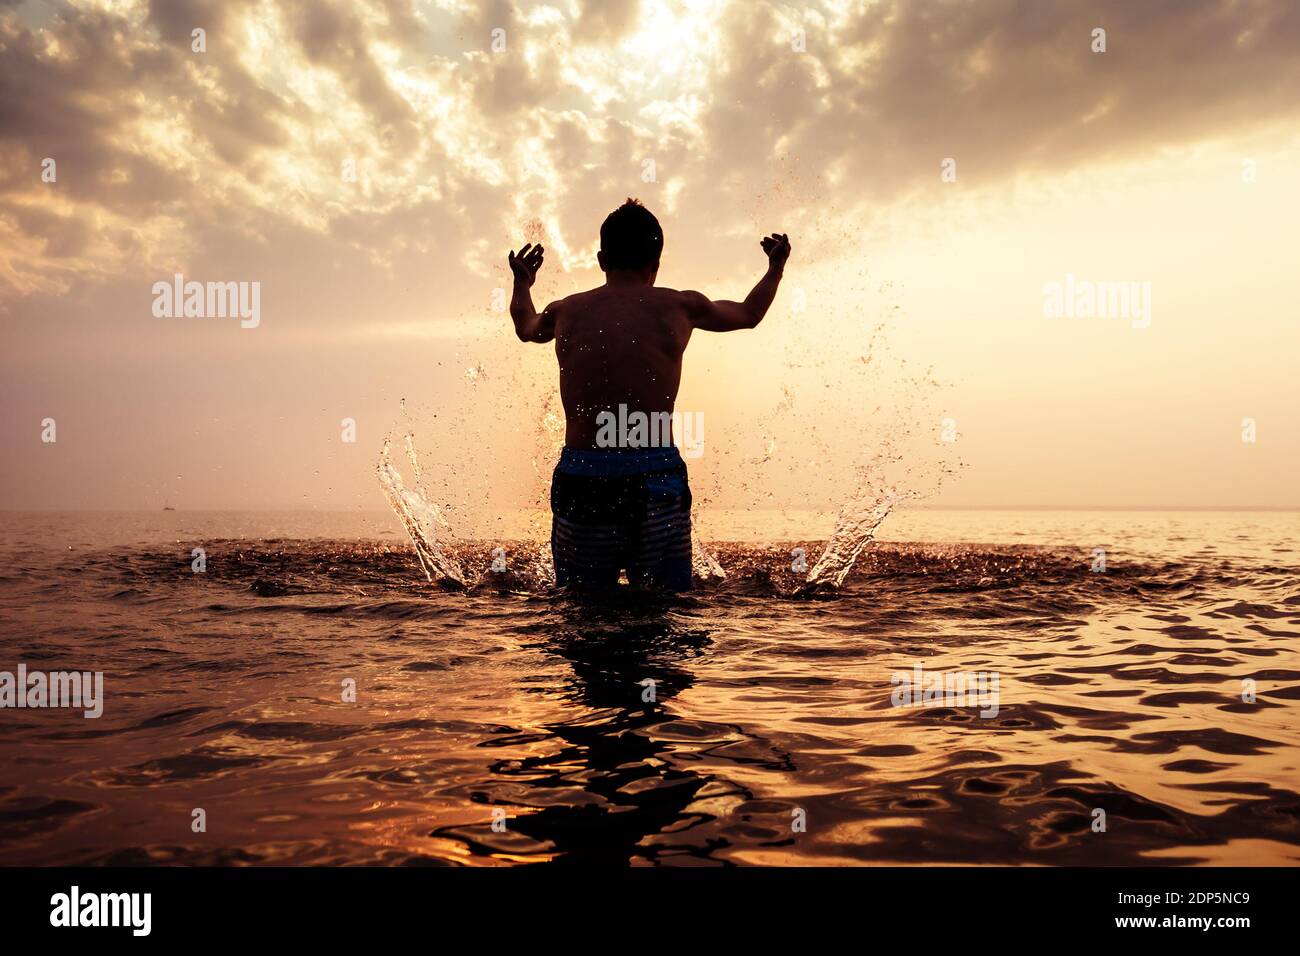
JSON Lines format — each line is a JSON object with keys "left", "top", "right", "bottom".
{"left": 509, "top": 199, "right": 791, "bottom": 591}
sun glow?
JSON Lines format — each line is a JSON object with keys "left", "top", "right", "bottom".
{"left": 618, "top": 0, "right": 717, "bottom": 86}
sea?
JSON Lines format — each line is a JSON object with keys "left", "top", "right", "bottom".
{"left": 0, "top": 506, "right": 1297, "bottom": 865}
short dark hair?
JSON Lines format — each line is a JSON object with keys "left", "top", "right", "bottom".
{"left": 600, "top": 198, "right": 662, "bottom": 270}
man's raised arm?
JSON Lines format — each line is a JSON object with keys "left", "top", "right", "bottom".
{"left": 685, "top": 233, "right": 791, "bottom": 332}
{"left": 507, "top": 242, "right": 556, "bottom": 343}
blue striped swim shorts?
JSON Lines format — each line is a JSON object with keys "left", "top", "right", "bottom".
{"left": 550, "top": 446, "right": 693, "bottom": 591}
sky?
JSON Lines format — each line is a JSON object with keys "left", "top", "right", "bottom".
{"left": 1, "top": 0, "right": 1297, "bottom": 512}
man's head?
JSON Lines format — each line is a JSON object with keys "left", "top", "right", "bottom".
{"left": 598, "top": 198, "right": 662, "bottom": 280}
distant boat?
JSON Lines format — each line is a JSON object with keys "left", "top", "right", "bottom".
{"left": 163, "top": 501, "right": 176, "bottom": 511}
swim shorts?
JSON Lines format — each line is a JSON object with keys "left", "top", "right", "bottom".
{"left": 550, "top": 446, "right": 693, "bottom": 591}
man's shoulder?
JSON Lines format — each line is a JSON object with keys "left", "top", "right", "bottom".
{"left": 552, "top": 286, "right": 701, "bottom": 315}
{"left": 542, "top": 290, "right": 579, "bottom": 314}
{"left": 547, "top": 286, "right": 609, "bottom": 309}
{"left": 667, "top": 288, "right": 709, "bottom": 315}
{"left": 645, "top": 286, "right": 706, "bottom": 308}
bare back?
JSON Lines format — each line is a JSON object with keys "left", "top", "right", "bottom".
{"left": 549, "top": 285, "right": 694, "bottom": 449}
{"left": 508, "top": 229, "right": 789, "bottom": 450}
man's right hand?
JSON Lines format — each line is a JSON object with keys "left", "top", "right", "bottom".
{"left": 508, "top": 243, "right": 545, "bottom": 287}
{"left": 761, "top": 233, "right": 791, "bottom": 271}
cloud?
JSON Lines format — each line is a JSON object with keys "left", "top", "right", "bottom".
{"left": 2, "top": 0, "right": 1298, "bottom": 311}
{"left": 748, "top": 0, "right": 1300, "bottom": 205}
{"left": 573, "top": 0, "right": 643, "bottom": 44}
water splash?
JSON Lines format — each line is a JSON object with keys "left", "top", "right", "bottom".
{"left": 375, "top": 303, "right": 950, "bottom": 594}
{"left": 378, "top": 386, "right": 563, "bottom": 590}
{"left": 375, "top": 400, "right": 907, "bottom": 593}
{"left": 805, "top": 488, "right": 905, "bottom": 589}
{"left": 376, "top": 434, "right": 467, "bottom": 588}
{"left": 377, "top": 428, "right": 903, "bottom": 593}
{"left": 692, "top": 526, "right": 727, "bottom": 583}
{"left": 379, "top": 403, "right": 730, "bottom": 590}
{"left": 804, "top": 431, "right": 953, "bottom": 589}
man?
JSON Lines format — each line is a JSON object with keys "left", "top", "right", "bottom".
{"left": 508, "top": 198, "right": 791, "bottom": 590}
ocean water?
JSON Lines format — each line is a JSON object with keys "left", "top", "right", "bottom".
{"left": 0, "top": 508, "right": 1298, "bottom": 866}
